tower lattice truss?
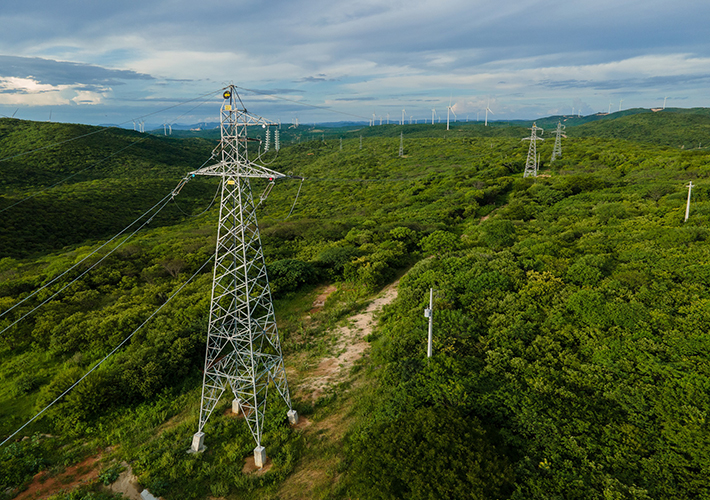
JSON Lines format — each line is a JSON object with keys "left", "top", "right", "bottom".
{"left": 551, "top": 121, "right": 566, "bottom": 162}
{"left": 189, "top": 86, "right": 295, "bottom": 460}
{"left": 523, "top": 123, "right": 544, "bottom": 178}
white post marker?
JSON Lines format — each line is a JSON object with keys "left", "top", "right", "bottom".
{"left": 425, "top": 288, "right": 433, "bottom": 358}
{"left": 685, "top": 181, "right": 694, "bottom": 222}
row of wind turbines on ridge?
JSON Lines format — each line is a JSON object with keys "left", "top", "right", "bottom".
{"left": 368, "top": 99, "right": 495, "bottom": 130}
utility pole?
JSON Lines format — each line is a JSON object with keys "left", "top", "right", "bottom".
{"left": 424, "top": 288, "right": 433, "bottom": 358}
{"left": 188, "top": 86, "right": 297, "bottom": 468}
{"left": 685, "top": 181, "right": 694, "bottom": 222}
{"left": 551, "top": 121, "right": 566, "bottom": 162}
{"left": 399, "top": 131, "right": 404, "bottom": 157}
{"left": 522, "top": 123, "right": 544, "bottom": 178}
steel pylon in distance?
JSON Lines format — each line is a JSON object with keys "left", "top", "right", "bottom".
{"left": 189, "top": 86, "right": 297, "bottom": 464}
{"left": 523, "top": 122, "right": 544, "bottom": 178}
{"left": 551, "top": 121, "right": 566, "bottom": 162}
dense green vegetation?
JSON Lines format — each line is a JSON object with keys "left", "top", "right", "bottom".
{"left": 2, "top": 109, "right": 710, "bottom": 499}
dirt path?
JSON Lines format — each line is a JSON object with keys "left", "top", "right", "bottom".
{"left": 295, "top": 281, "right": 398, "bottom": 402}
{"left": 279, "top": 280, "right": 399, "bottom": 500}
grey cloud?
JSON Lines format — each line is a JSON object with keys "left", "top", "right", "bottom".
{"left": 332, "top": 96, "right": 376, "bottom": 101}
{"left": 539, "top": 74, "right": 710, "bottom": 91}
{"left": 0, "top": 55, "right": 153, "bottom": 86}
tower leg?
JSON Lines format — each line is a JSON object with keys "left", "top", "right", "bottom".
{"left": 232, "top": 398, "right": 241, "bottom": 415}
{"left": 254, "top": 446, "right": 267, "bottom": 468}
{"left": 287, "top": 409, "right": 299, "bottom": 425}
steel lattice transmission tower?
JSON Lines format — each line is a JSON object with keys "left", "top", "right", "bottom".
{"left": 189, "top": 86, "right": 297, "bottom": 467}
{"left": 522, "top": 122, "right": 544, "bottom": 178}
{"left": 550, "top": 121, "right": 566, "bottom": 162}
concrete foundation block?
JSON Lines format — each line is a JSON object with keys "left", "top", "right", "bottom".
{"left": 254, "top": 446, "right": 267, "bottom": 468}
{"left": 287, "top": 409, "right": 299, "bottom": 425}
{"left": 141, "top": 490, "right": 159, "bottom": 500}
{"left": 232, "top": 398, "right": 241, "bottom": 415}
{"left": 190, "top": 431, "right": 205, "bottom": 453}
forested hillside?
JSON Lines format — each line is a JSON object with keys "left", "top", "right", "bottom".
{"left": 1, "top": 111, "right": 710, "bottom": 499}
{"left": 0, "top": 118, "right": 217, "bottom": 257}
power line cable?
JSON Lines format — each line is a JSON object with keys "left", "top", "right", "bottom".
{"left": 234, "top": 85, "right": 370, "bottom": 121}
{"left": 0, "top": 136, "right": 151, "bottom": 215}
{"left": 0, "top": 87, "right": 223, "bottom": 163}
{"left": 0, "top": 254, "right": 214, "bottom": 448}
{"left": 171, "top": 178, "right": 222, "bottom": 218}
{"left": 0, "top": 188, "right": 181, "bottom": 331}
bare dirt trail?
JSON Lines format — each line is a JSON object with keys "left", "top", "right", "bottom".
{"left": 295, "top": 280, "right": 398, "bottom": 402}
{"left": 279, "top": 280, "right": 399, "bottom": 500}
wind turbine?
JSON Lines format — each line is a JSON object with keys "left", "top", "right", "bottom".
{"left": 608, "top": 102, "right": 612, "bottom": 114}
{"left": 401, "top": 108, "right": 406, "bottom": 125}
{"left": 484, "top": 100, "right": 494, "bottom": 126}
{"left": 619, "top": 99, "right": 623, "bottom": 111}
{"left": 663, "top": 96, "right": 668, "bottom": 109}
{"left": 446, "top": 97, "right": 457, "bottom": 130}
{"left": 386, "top": 113, "right": 390, "bottom": 124}
{"left": 431, "top": 108, "right": 437, "bottom": 125}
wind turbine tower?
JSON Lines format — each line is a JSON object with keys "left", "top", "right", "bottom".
{"left": 188, "top": 86, "right": 297, "bottom": 467}
{"left": 431, "top": 108, "right": 437, "bottom": 125}
{"left": 550, "top": 121, "right": 566, "bottom": 162}
{"left": 446, "top": 98, "right": 457, "bottom": 131}
{"left": 401, "top": 109, "right": 406, "bottom": 126}
{"left": 522, "top": 122, "right": 544, "bottom": 178}
{"left": 485, "top": 100, "right": 494, "bottom": 126}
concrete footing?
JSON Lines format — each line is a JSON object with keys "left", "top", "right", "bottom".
{"left": 254, "top": 446, "right": 267, "bottom": 468}
{"left": 232, "top": 398, "right": 241, "bottom": 415}
{"left": 189, "top": 431, "right": 205, "bottom": 453}
{"left": 141, "top": 490, "right": 160, "bottom": 500}
{"left": 287, "top": 409, "right": 299, "bottom": 425}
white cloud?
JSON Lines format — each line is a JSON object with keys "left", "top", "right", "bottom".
{"left": 0, "top": 77, "right": 107, "bottom": 106}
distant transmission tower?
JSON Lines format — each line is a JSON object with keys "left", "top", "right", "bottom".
{"left": 550, "top": 121, "right": 566, "bottom": 161}
{"left": 522, "top": 122, "right": 544, "bottom": 178}
{"left": 189, "top": 86, "right": 297, "bottom": 468}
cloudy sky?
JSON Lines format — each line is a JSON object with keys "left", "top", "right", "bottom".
{"left": 1, "top": 0, "right": 709, "bottom": 126}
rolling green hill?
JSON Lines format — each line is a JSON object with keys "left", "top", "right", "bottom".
{"left": 568, "top": 110, "right": 710, "bottom": 148}
{"left": 1, "top": 115, "right": 710, "bottom": 499}
{"left": 0, "top": 118, "right": 218, "bottom": 258}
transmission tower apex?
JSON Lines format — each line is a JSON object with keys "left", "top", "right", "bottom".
{"left": 189, "top": 85, "right": 297, "bottom": 468}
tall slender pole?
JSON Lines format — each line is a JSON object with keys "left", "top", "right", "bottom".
{"left": 426, "top": 288, "right": 433, "bottom": 358}
{"left": 685, "top": 181, "right": 694, "bottom": 222}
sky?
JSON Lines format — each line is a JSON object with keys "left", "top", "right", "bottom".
{"left": 1, "top": 0, "right": 710, "bottom": 127}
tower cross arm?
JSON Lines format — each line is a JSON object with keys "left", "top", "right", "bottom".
{"left": 189, "top": 161, "right": 289, "bottom": 179}
{"left": 237, "top": 111, "right": 279, "bottom": 128}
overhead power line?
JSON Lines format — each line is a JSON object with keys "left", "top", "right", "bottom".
{"left": 0, "top": 136, "right": 151, "bottom": 214}
{"left": 0, "top": 87, "right": 223, "bottom": 163}
{"left": 0, "top": 254, "right": 214, "bottom": 448}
